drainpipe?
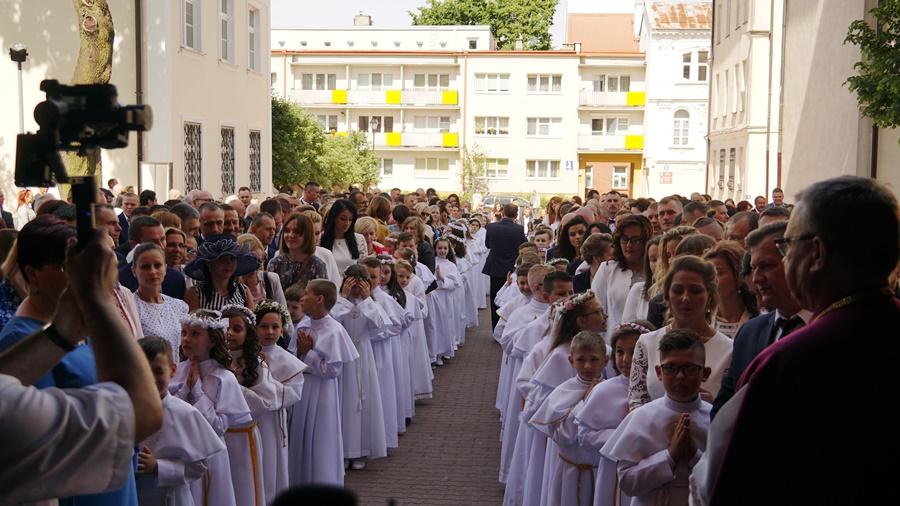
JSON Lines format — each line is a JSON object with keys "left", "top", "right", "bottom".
{"left": 135, "top": 0, "right": 144, "bottom": 188}
{"left": 870, "top": 0, "right": 882, "bottom": 179}
{"left": 706, "top": 0, "right": 715, "bottom": 196}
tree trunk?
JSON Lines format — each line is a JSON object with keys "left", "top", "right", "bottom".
{"left": 63, "top": 0, "right": 115, "bottom": 183}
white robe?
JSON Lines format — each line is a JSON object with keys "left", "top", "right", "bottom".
{"left": 621, "top": 281, "right": 651, "bottom": 323}
{"left": 601, "top": 395, "right": 711, "bottom": 506}
{"left": 136, "top": 394, "right": 227, "bottom": 506}
{"left": 494, "top": 292, "right": 530, "bottom": 409}
{"left": 403, "top": 284, "right": 433, "bottom": 404}
{"left": 457, "top": 253, "right": 479, "bottom": 332}
{"left": 259, "top": 344, "right": 307, "bottom": 502}
{"left": 495, "top": 272, "right": 519, "bottom": 307}
{"left": 171, "top": 359, "right": 253, "bottom": 506}
{"left": 430, "top": 257, "right": 462, "bottom": 358}
{"left": 373, "top": 288, "right": 412, "bottom": 435}
{"left": 530, "top": 375, "right": 599, "bottom": 506}
{"left": 470, "top": 231, "right": 489, "bottom": 308}
{"left": 628, "top": 329, "right": 733, "bottom": 411}
{"left": 574, "top": 374, "right": 632, "bottom": 506}
{"left": 332, "top": 297, "right": 390, "bottom": 457}
{"left": 591, "top": 261, "right": 641, "bottom": 337}
{"left": 289, "top": 314, "right": 360, "bottom": 486}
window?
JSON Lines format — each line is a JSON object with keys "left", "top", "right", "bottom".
{"left": 357, "top": 73, "right": 394, "bottom": 90}
{"left": 270, "top": 73, "right": 277, "bottom": 86}
{"left": 182, "top": 0, "right": 200, "bottom": 51}
{"left": 184, "top": 122, "right": 202, "bottom": 191}
{"left": 414, "top": 116, "right": 451, "bottom": 133}
{"left": 585, "top": 168, "right": 593, "bottom": 189}
{"left": 728, "top": 148, "right": 736, "bottom": 188}
{"left": 593, "top": 75, "right": 631, "bottom": 92}
{"left": 474, "top": 117, "right": 510, "bottom": 136}
{"left": 612, "top": 166, "right": 628, "bottom": 189}
{"left": 394, "top": 41, "right": 401, "bottom": 48}
{"left": 526, "top": 160, "right": 560, "bottom": 179}
{"left": 526, "top": 117, "right": 562, "bottom": 137}
{"left": 249, "top": 130, "right": 261, "bottom": 192}
{"left": 415, "top": 158, "right": 450, "bottom": 177}
{"left": 358, "top": 115, "right": 394, "bottom": 132}
{"left": 323, "top": 41, "right": 331, "bottom": 47}
{"left": 381, "top": 158, "right": 393, "bottom": 176}
{"left": 347, "top": 41, "right": 354, "bottom": 48}
{"left": 682, "top": 50, "right": 709, "bottom": 81}
{"left": 220, "top": 127, "right": 235, "bottom": 195}
{"left": 718, "top": 149, "right": 726, "bottom": 187}
{"left": 482, "top": 159, "right": 509, "bottom": 178}
{"left": 468, "top": 39, "right": 478, "bottom": 50}
{"left": 726, "top": 0, "right": 732, "bottom": 37}
{"left": 218, "top": 0, "right": 234, "bottom": 62}
{"left": 439, "top": 42, "right": 447, "bottom": 48}
{"left": 591, "top": 117, "right": 629, "bottom": 136}
{"left": 527, "top": 74, "right": 562, "bottom": 93}
{"left": 416, "top": 41, "right": 424, "bottom": 48}
{"left": 475, "top": 73, "right": 510, "bottom": 92}
{"left": 248, "top": 8, "right": 260, "bottom": 71}
{"left": 413, "top": 74, "right": 450, "bottom": 90}
{"left": 316, "top": 115, "right": 338, "bottom": 132}
{"left": 301, "top": 73, "right": 337, "bottom": 90}
{"left": 673, "top": 110, "right": 690, "bottom": 146}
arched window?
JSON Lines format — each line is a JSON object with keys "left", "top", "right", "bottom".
{"left": 673, "top": 110, "right": 690, "bottom": 146}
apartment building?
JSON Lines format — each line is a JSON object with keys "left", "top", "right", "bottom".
{"left": 0, "top": 0, "right": 273, "bottom": 204}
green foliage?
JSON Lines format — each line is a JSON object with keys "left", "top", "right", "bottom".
{"left": 271, "top": 95, "right": 381, "bottom": 191}
{"left": 459, "top": 144, "right": 491, "bottom": 195}
{"left": 410, "top": 0, "right": 558, "bottom": 50}
{"left": 845, "top": 0, "right": 900, "bottom": 139}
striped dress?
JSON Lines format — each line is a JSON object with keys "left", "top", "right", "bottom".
{"left": 194, "top": 281, "right": 250, "bottom": 311}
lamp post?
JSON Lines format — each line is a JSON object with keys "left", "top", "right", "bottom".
{"left": 369, "top": 117, "right": 380, "bottom": 152}
{"left": 9, "top": 43, "right": 27, "bottom": 134}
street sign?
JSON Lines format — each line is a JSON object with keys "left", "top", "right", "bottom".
{"left": 565, "top": 160, "right": 574, "bottom": 171}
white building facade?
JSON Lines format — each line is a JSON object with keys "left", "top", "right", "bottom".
{"left": 0, "top": 0, "right": 272, "bottom": 209}
{"left": 638, "top": 1, "right": 712, "bottom": 198}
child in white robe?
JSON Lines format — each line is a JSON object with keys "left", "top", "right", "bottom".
{"left": 332, "top": 264, "right": 390, "bottom": 469}
{"left": 135, "top": 337, "right": 226, "bottom": 506}
{"left": 290, "top": 279, "right": 360, "bottom": 487}
{"left": 530, "top": 331, "right": 609, "bottom": 506}
{"left": 601, "top": 329, "right": 712, "bottom": 506}
{"left": 431, "top": 238, "right": 463, "bottom": 365}
{"left": 394, "top": 259, "right": 433, "bottom": 407}
{"left": 223, "top": 305, "right": 279, "bottom": 506}
{"left": 495, "top": 263, "right": 536, "bottom": 421}
{"left": 170, "top": 310, "right": 253, "bottom": 506}
{"left": 576, "top": 321, "right": 651, "bottom": 506}
{"left": 249, "top": 302, "right": 308, "bottom": 502}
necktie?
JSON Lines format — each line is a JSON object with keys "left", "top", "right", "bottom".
{"left": 776, "top": 316, "right": 804, "bottom": 341}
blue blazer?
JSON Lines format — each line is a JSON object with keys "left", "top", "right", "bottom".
{"left": 118, "top": 264, "right": 187, "bottom": 301}
{"left": 482, "top": 217, "right": 526, "bottom": 277}
{"left": 710, "top": 312, "right": 776, "bottom": 419}
{"left": 118, "top": 212, "right": 130, "bottom": 245}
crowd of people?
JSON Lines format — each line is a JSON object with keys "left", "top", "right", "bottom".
{"left": 1, "top": 175, "right": 896, "bottom": 506}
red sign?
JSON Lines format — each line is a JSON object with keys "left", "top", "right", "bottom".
{"left": 660, "top": 171, "right": 673, "bottom": 184}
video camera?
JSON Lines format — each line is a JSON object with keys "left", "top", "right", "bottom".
{"left": 15, "top": 79, "right": 152, "bottom": 248}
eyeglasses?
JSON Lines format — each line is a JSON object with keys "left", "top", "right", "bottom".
{"left": 659, "top": 363, "right": 703, "bottom": 376}
{"left": 582, "top": 307, "right": 608, "bottom": 318}
{"left": 619, "top": 235, "right": 645, "bottom": 245}
{"left": 773, "top": 234, "right": 815, "bottom": 257}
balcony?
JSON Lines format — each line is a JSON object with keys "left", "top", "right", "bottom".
{"left": 577, "top": 134, "right": 644, "bottom": 151}
{"left": 370, "top": 132, "right": 459, "bottom": 149}
{"left": 579, "top": 91, "right": 645, "bottom": 108}
{"left": 290, "top": 89, "right": 459, "bottom": 106}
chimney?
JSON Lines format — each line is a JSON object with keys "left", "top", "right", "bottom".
{"left": 515, "top": 38, "right": 524, "bottom": 50}
{"left": 354, "top": 12, "right": 372, "bottom": 26}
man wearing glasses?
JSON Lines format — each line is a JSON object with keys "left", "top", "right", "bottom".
{"left": 704, "top": 176, "right": 900, "bottom": 505}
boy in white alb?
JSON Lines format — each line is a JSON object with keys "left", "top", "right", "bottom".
{"left": 530, "top": 331, "right": 608, "bottom": 506}
{"left": 601, "top": 329, "right": 711, "bottom": 506}
{"left": 135, "top": 337, "right": 226, "bottom": 506}
{"left": 495, "top": 262, "right": 537, "bottom": 423}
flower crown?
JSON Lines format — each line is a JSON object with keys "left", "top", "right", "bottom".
{"left": 445, "top": 234, "right": 463, "bottom": 244}
{"left": 555, "top": 290, "right": 596, "bottom": 315}
{"left": 546, "top": 257, "right": 570, "bottom": 266}
{"left": 254, "top": 300, "right": 292, "bottom": 328}
{"left": 377, "top": 257, "right": 395, "bottom": 265}
{"left": 614, "top": 322, "right": 651, "bottom": 334}
{"left": 221, "top": 304, "right": 256, "bottom": 325}
{"left": 449, "top": 222, "right": 468, "bottom": 234}
{"left": 385, "top": 236, "right": 399, "bottom": 243}
{"left": 180, "top": 311, "right": 229, "bottom": 331}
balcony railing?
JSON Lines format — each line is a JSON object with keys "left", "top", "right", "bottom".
{"left": 579, "top": 91, "right": 645, "bottom": 107}
{"left": 577, "top": 134, "right": 644, "bottom": 151}
{"left": 290, "top": 89, "right": 459, "bottom": 106}
{"left": 370, "top": 132, "right": 459, "bottom": 148}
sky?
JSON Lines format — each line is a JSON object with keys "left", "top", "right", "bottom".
{"left": 271, "top": 0, "right": 570, "bottom": 48}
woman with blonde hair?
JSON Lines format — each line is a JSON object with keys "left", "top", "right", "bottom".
{"left": 237, "top": 233, "right": 287, "bottom": 307}
{"left": 703, "top": 240, "right": 758, "bottom": 338}
{"left": 151, "top": 209, "right": 182, "bottom": 229}
{"left": 15, "top": 189, "right": 35, "bottom": 231}
{"left": 546, "top": 196, "right": 563, "bottom": 232}
{"left": 356, "top": 216, "right": 389, "bottom": 256}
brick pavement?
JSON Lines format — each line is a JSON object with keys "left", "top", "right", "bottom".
{"left": 344, "top": 310, "right": 505, "bottom": 505}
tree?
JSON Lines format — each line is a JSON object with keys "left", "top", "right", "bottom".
{"left": 459, "top": 143, "right": 492, "bottom": 195}
{"left": 319, "top": 132, "right": 381, "bottom": 192}
{"left": 271, "top": 94, "right": 325, "bottom": 191}
{"left": 410, "top": 0, "right": 558, "bottom": 50}
{"left": 845, "top": 0, "right": 900, "bottom": 145}
{"left": 64, "top": 0, "right": 115, "bottom": 180}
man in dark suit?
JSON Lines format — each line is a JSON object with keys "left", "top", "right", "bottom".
{"left": 116, "top": 216, "right": 187, "bottom": 300}
{"left": 708, "top": 176, "right": 900, "bottom": 505}
{"left": 299, "top": 181, "right": 321, "bottom": 210}
{"left": 117, "top": 192, "right": 139, "bottom": 245}
{"left": 0, "top": 190, "right": 14, "bottom": 229}
{"left": 482, "top": 203, "right": 527, "bottom": 330}
{"left": 710, "top": 220, "right": 810, "bottom": 419}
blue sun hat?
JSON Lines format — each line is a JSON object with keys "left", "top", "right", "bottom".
{"left": 183, "top": 234, "right": 262, "bottom": 280}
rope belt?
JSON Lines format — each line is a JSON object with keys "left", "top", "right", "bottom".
{"left": 227, "top": 422, "right": 261, "bottom": 506}
{"left": 558, "top": 453, "right": 597, "bottom": 506}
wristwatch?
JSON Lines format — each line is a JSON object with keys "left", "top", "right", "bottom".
{"left": 43, "top": 322, "right": 76, "bottom": 352}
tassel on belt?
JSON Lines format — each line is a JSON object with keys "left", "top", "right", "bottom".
{"left": 558, "top": 453, "right": 597, "bottom": 506}
{"left": 227, "top": 422, "right": 261, "bottom": 506}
